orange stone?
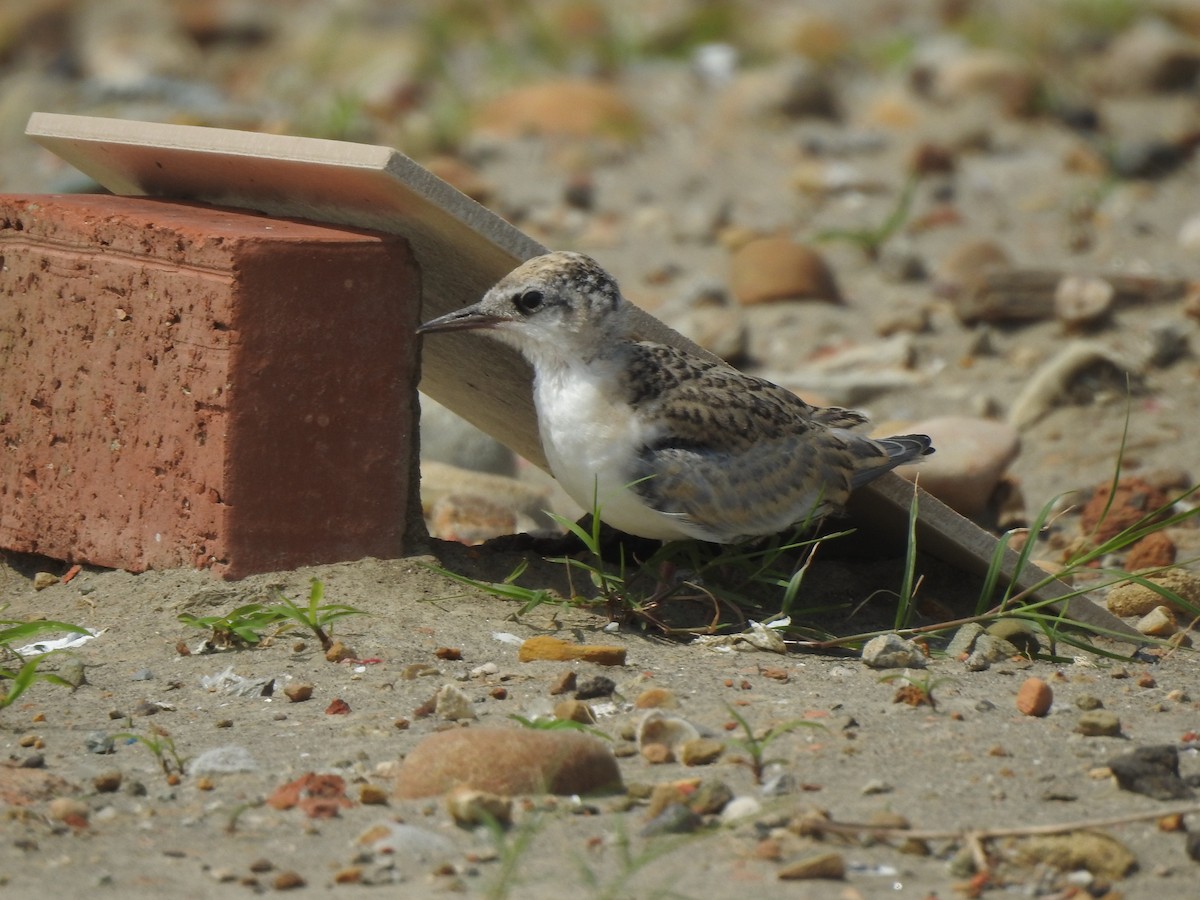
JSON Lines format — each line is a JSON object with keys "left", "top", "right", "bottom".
{"left": 518, "top": 635, "right": 626, "bottom": 666}
{"left": 1016, "top": 677, "right": 1053, "bottom": 717}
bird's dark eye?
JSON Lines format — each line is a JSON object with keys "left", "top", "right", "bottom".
{"left": 514, "top": 290, "right": 544, "bottom": 315}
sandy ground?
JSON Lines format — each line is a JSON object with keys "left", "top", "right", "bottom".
{"left": 5, "top": 2, "right": 1200, "bottom": 897}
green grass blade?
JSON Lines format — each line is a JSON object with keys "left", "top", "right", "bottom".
{"left": 975, "top": 530, "right": 1013, "bottom": 615}
{"left": 1000, "top": 493, "right": 1060, "bottom": 609}
{"left": 0, "top": 619, "right": 91, "bottom": 645}
{"left": 894, "top": 480, "right": 920, "bottom": 630}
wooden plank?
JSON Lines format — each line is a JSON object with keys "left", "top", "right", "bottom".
{"left": 25, "top": 112, "right": 1138, "bottom": 639}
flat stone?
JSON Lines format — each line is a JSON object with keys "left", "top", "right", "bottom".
{"left": 1074, "top": 710, "right": 1122, "bottom": 737}
{"left": 393, "top": 727, "right": 623, "bottom": 798}
{"left": 1107, "top": 570, "right": 1200, "bottom": 618}
{"left": 729, "top": 237, "right": 841, "bottom": 305}
{"left": 778, "top": 851, "right": 846, "bottom": 881}
{"left": 518, "top": 635, "right": 626, "bottom": 666}
{"left": 1107, "top": 744, "right": 1194, "bottom": 801}
{"left": 679, "top": 738, "right": 725, "bottom": 767}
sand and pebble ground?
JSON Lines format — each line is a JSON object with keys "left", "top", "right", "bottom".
{"left": 4, "top": 1, "right": 1200, "bottom": 897}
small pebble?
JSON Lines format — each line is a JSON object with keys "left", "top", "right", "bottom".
{"left": 1136, "top": 606, "right": 1177, "bottom": 637}
{"left": 131, "top": 668, "right": 154, "bottom": 681}
{"left": 284, "top": 683, "right": 313, "bottom": 703}
{"left": 359, "top": 784, "right": 388, "bottom": 806}
{"left": 861, "top": 634, "right": 927, "bottom": 669}
{"left": 93, "top": 771, "right": 123, "bottom": 793}
{"left": 273, "top": 871, "right": 305, "bottom": 890}
{"left": 679, "top": 738, "right": 724, "bottom": 767}
{"left": 85, "top": 732, "right": 115, "bottom": 754}
{"left": 58, "top": 658, "right": 87, "bottom": 688}
{"left": 548, "top": 670, "right": 577, "bottom": 695}
{"left": 1016, "top": 677, "right": 1053, "bottom": 717}
{"left": 971, "top": 633, "right": 1020, "bottom": 664}
{"left": 48, "top": 797, "right": 89, "bottom": 825}
{"left": 985, "top": 619, "right": 1041, "bottom": 658}
{"left": 634, "top": 687, "right": 680, "bottom": 709}
{"left": 445, "top": 786, "right": 512, "bottom": 827}
{"left": 575, "top": 676, "right": 615, "bottom": 700}
{"left": 554, "top": 699, "right": 597, "bottom": 724}
{"left": 1074, "top": 710, "right": 1122, "bottom": 737}
{"left": 861, "top": 778, "right": 894, "bottom": 795}
{"left": 434, "top": 684, "right": 477, "bottom": 721}
{"left": 325, "top": 640, "right": 356, "bottom": 663}
{"left": 777, "top": 851, "right": 846, "bottom": 881}
{"left": 689, "top": 779, "right": 733, "bottom": 815}
{"left": 720, "top": 795, "right": 762, "bottom": 822}
{"left": 33, "top": 572, "right": 59, "bottom": 590}
{"left": 1054, "top": 275, "right": 1113, "bottom": 329}
{"left": 641, "top": 802, "right": 702, "bottom": 836}
{"left": 945, "top": 623, "right": 985, "bottom": 658}
{"left": 132, "top": 700, "right": 161, "bottom": 717}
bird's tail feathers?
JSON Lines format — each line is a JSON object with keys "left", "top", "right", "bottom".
{"left": 848, "top": 433, "right": 934, "bottom": 490}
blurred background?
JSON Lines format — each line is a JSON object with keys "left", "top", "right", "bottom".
{"left": 4, "top": 0, "right": 1199, "bottom": 191}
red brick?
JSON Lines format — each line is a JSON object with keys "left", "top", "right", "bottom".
{"left": 0, "top": 194, "right": 420, "bottom": 578}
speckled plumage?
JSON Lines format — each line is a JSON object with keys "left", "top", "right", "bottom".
{"left": 418, "top": 251, "right": 933, "bottom": 543}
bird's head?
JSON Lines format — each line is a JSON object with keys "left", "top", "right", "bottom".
{"left": 417, "top": 251, "right": 630, "bottom": 365}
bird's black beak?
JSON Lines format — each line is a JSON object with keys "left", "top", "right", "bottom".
{"left": 416, "top": 304, "right": 502, "bottom": 335}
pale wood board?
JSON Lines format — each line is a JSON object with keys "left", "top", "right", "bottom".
{"left": 24, "top": 112, "right": 1136, "bottom": 639}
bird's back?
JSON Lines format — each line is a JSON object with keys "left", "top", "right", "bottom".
{"left": 613, "top": 341, "right": 932, "bottom": 542}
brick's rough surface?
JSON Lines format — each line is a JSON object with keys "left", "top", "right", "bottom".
{"left": 0, "top": 194, "right": 420, "bottom": 577}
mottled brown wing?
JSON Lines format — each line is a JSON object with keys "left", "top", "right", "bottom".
{"left": 617, "top": 342, "right": 893, "bottom": 542}
{"left": 618, "top": 343, "right": 832, "bottom": 449}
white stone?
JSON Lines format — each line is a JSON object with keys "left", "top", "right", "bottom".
{"left": 434, "top": 684, "right": 477, "bottom": 721}
{"left": 861, "top": 634, "right": 927, "bottom": 669}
